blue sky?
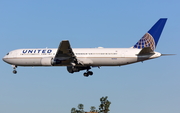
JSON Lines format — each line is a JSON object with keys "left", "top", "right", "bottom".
{"left": 0, "top": 0, "right": 179, "bottom": 113}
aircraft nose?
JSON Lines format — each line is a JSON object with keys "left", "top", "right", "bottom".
{"left": 3, "top": 57, "right": 6, "bottom": 62}
{"left": 2, "top": 56, "right": 8, "bottom": 63}
{"left": 2, "top": 55, "right": 14, "bottom": 65}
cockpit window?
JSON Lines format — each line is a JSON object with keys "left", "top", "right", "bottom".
{"left": 6, "top": 53, "right": 9, "bottom": 55}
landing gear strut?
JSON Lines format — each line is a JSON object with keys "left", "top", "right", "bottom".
{"left": 83, "top": 71, "right": 93, "bottom": 77}
{"left": 12, "top": 65, "right": 17, "bottom": 74}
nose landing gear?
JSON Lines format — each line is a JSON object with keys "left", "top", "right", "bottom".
{"left": 13, "top": 70, "right": 17, "bottom": 74}
{"left": 12, "top": 65, "right": 17, "bottom": 74}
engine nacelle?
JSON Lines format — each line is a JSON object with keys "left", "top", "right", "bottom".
{"left": 67, "top": 66, "right": 91, "bottom": 73}
{"left": 41, "top": 57, "right": 53, "bottom": 66}
{"left": 51, "top": 59, "right": 62, "bottom": 65}
{"left": 41, "top": 57, "right": 63, "bottom": 66}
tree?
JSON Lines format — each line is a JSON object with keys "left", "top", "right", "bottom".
{"left": 90, "top": 106, "right": 98, "bottom": 112}
{"left": 71, "top": 108, "right": 77, "bottom": 113}
{"left": 71, "top": 96, "right": 111, "bottom": 113}
{"left": 99, "top": 96, "right": 111, "bottom": 113}
{"left": 71, "top": 104, "right": 84, "bottom": 113}
{"left": 78, "top": 104, "right": 84, "bottom": 113}
{"left": 90, "top": 106, "right": 96, "bottom": 112}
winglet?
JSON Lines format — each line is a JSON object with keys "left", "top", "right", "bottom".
{"left": 133, "top": 18, "right": 167, "bottom": 51}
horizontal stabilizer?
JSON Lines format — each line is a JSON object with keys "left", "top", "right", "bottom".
{"left": 137, "top": 47, "right": 154, "bottom": 55}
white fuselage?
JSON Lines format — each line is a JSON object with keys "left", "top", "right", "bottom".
{"left": 3, "top": 48, "right": 161, "bottom": 67}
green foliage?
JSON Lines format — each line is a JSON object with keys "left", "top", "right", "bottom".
{"left": 90, "top": 106, "right": 96, "bottom": 112}
{"left": 99, "top": 96, "right": 111, "bottom": 113}
{"left": 78, "top": 104, "right": 84, "bottom": 111}
{"left": 71, "top": 104, "right": 85, "bottom": 113}
{"left": 71, "top": 108, "right": 76, "bottom": 113}
{"left": 90, "top": 106, "right": 99, "bottom": 112}
{"left": 71, "top": 96, "right": 111, "bottom": 113}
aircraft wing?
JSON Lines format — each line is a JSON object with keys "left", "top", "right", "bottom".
{"left": 53, "top": 40, "right": 80, "bottom": 66}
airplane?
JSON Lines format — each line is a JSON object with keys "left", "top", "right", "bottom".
{"left": 3, "top": 18, "right": 170, "bottom": 77}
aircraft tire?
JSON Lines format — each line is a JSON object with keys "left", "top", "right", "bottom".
{"left": 88, "top": 71, "right": 93, "bottom": 75}
{"left": 13, "top": 70, "right": 17, "bottom": 74}
{"left": 83, "top": 72, "right": 89, "bottom": 77}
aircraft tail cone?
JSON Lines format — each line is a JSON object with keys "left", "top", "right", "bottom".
{"left": 161, "top": 54, "right": 176, "bottom": 56}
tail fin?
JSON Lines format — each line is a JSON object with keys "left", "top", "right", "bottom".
{"left": 133, "top": 18, "right": 167, "bottom": 51}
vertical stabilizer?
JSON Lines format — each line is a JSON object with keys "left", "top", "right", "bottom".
{"left": 133, "top": 18, "right": 167, "bottom": 51}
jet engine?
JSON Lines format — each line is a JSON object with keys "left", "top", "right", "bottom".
{"left": 41, "top": 57, "right": 62, "bottom": 66}
{"left": 41, "top": 57, "right": 53, "bottom": 66}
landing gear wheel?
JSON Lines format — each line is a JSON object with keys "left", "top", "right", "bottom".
{"left": 87, "top": 71, "right": 93, "bottom": 75}
{"left": 13, "top": 70, "right": 17, "bottom": 74}
{"left": 83, "top": 72, "right": 89, "bottom": 77}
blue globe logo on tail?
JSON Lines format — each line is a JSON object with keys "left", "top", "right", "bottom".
{"left": 133, "top": 33, "right": 155, "bottom": 51}
{"left": 133, "top": 18, "right": 167, "bottom": 51}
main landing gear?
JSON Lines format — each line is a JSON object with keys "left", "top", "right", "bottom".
{"left": 83, "top": 71, "right": 93, "bottom": 77}
{"left": 12, "top": 65, "right": 17, "bottom": 74}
